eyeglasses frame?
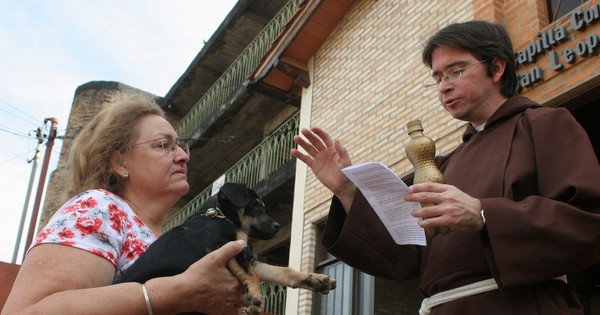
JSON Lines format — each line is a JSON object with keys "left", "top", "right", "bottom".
{"left": 131, "top": 137, "right": 191, "bottom": 156}
{"left": 424, "top": 59, "right": 489, "bottom": 89}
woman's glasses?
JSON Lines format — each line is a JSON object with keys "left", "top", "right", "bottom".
{"left": 132, "top": 137, "right": 190, "bottom": 156}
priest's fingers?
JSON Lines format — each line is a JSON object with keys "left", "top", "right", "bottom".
{"left": 333, "top": 139, "right": 352, "bottom": 167}
{"left": 404, "top": 189, "right": 445, "bottom": 205}
{"left": 309, "top": 127, "right": 335, "bottom": 149}
{"left": 408, "top": 182, "right": 448, "bottom": 193}
{"left": 293, "top": 133, "right": 317, "bottom": 156}
{"left": 291, "top": 146, "right": 314, "bottom": 168}
{"left": 410, "top": 203, "right": 443, "bottom": 220}
{"left": 297, "top": 127, "right": 329, "bottom": 152}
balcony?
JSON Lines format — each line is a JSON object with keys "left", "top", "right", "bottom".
{"left": 164, "top": 112, "right": 298, "bottom": 230}
{"left": 164, "top": 0, "right": 306, "bottom": 210}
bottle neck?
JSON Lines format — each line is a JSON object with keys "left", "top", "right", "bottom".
{"left": 409, "top": 130, "right": 424, "bottom": 136}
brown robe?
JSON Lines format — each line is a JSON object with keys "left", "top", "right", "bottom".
{"left": 322, "top": 96, "right": 600, "bottom": 314}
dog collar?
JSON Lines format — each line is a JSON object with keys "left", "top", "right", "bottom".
{"left": 203, "top": 207, "right": 226, "bottom": 219}
{"left": 201, "top": 207, "right": 234, "bottom": 225}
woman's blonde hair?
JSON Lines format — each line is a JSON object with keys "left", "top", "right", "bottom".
{"left": 69, "top": 96, "right": 165, "bottom": 195}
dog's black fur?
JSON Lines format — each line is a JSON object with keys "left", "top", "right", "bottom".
{"left": 116, "top": 183, "right": 335, "bottom": 314}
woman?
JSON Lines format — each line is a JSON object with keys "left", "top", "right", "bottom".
{"left": 3, "top": 96, "right": 245, "bottom": 315}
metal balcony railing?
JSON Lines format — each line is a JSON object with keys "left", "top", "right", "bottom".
{"left": 164, "top": 3, "right": 305, "bottom": 312}
{"left": 162, "top": 113, "right": 298, "bottom": 315}
{"left": 163, "top": 112, "right": 299, "bottom": 231}
{"left": 175, "top": 0, "right": 306, "bottom": 140}
{"left": 261, "top": 282, "right": 287, "bottom": 315}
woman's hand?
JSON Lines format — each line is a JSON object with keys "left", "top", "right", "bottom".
{"left": 157, "top": 240, "right": 247, "bottom": 314}
{"left": 292, "top": 127, "right": 356, "bottom": 211}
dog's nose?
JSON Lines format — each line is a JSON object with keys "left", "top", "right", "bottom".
{"left": 272, "top": 222, "right": 281, "bottom": 231}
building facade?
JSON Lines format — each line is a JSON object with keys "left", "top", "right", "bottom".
{"left": 42, "top": 0, "right": 599, "bottom": 314}
{"left": 291, "top": 1, "right": 599, "bottom": 314}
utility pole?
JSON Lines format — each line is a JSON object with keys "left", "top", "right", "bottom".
{"left": 23, "top": 118, "right": 58, "bottom": 260}
{"left": 11, "top": 128, "right": 45, "bottom": 263}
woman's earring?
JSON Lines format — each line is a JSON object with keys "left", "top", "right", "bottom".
{"left": 123, "top": 173, "right": 129, "bottom": 179}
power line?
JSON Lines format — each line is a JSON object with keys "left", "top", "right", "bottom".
{"left": 0, "top": 98, "right": 39, "bottom": 126}
{"left": 0, "top": 125, "right": 52, "bottom": 165}
{"left": 0, "top": 149, "right": 36, "bottom": 166}
{"left": 0, "top": 125, "right": 34, "bottom": 139}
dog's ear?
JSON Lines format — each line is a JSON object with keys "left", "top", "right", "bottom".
{"left": 219, "top": 183, "right": 249, "bottom": 208}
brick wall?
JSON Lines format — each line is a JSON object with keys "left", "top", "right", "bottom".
{"left": 505, "top": 1, "right": 600, "bottom": 107}
{"left": 297, "top": 0, "right": 474, "bottom": 313}
{"left": 297, "top": 0, "right": 599, "bottom": 313}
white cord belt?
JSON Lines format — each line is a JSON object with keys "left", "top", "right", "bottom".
{"left": 419, "top": 275, "right": 567, "bottom": 315}
{"left": 419, "top": 278, "right": 498, "bottom": 315}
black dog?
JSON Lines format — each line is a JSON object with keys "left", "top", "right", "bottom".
{"left": 116, "top": 183, "right": 336, "bottom": 314}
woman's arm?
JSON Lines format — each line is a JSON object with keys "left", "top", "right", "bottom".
{"left": 3, "top": 241, "right": 245, "bottom": 315}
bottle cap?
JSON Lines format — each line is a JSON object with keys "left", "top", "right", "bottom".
{"left": 406, "top": 120, "right": 423, "bottom": 133}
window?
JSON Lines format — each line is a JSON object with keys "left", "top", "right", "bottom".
{"left": 547, "top": 0, "right": 589, "bottom": 22}
{"left": 314, "top": 258, "right": 374, "bottom": 314}
{"left": 313, "top": 224, "right": 374, "bottom": 314}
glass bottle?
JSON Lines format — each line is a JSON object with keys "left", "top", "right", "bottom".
{"left": 405, "top": 120, "right": 449, "bottom": 237}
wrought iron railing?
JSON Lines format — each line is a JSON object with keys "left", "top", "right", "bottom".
{"left": 164, "top": 3, "right": 305, "bottom": 312}
{"left": 163, "top": 113, "right": 299, "bottom": 231}
{"left": 175, "top": 0, "right": 306, "bottom": 140}
{"left": 261, "top": 282, "right": 287, "bottom": 315}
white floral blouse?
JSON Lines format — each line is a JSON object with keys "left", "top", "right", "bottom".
{"left": 32, "top": 189, "right": 157, "bottom": 282}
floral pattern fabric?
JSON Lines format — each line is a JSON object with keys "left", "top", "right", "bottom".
{"left": 32, "top": 189, "right": 157, "bottom": 282}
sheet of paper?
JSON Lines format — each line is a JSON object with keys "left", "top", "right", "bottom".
{"left": 341, "top": 162, "right": 426, "bottom": 246}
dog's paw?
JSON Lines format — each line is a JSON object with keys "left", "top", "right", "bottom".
{"left": 243, "top": 292, "right": 263, "bottom": 315}
{"left": 244, "top": 305, "right": 261, "bottom": 315}
{"left": 291, "top": 273, "right": 337, "bottom": 294}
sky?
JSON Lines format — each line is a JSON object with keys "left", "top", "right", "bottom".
{"left": 0, "top": 0, "right": 238, "bottom": 264}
